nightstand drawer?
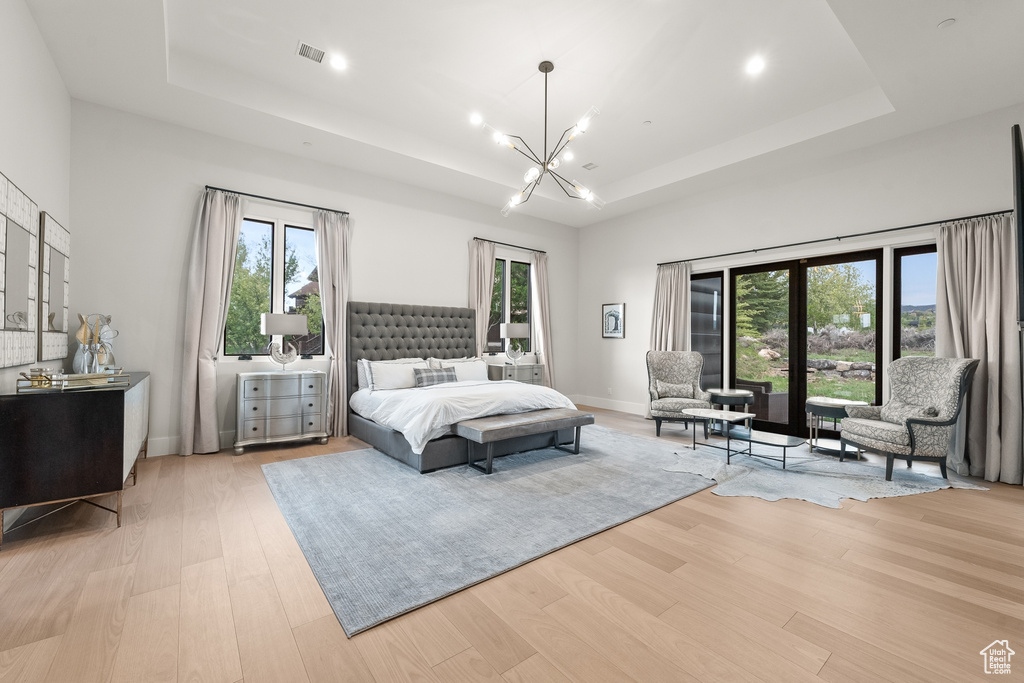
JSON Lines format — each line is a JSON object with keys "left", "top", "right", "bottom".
{"left": 300, "top": 376, "right": 324, "bottom": 396}
{"left": 301, "top": 413, "right": 323, "bottom": 434}
{"left": 243, "top": 416, "right": 303, "bottom": 439}
{"left": 244, "top": 398, "right": 300, "bottom": 418}
{"left": 243, "top": 376, "right": 301, "bottom": 398}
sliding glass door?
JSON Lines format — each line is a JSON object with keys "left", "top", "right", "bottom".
{"left": 804, "top": 254, "right": 881, "bottom": 406}
{"left": 732, "top": 268, "right": 792, "bottom": 427}
{"left": 731, "top": 250, "right": 882, "bottom": 436}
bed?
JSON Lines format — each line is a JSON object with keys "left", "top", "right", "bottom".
{"left": 346, "top": 301, "right": 576, "bottom": 472}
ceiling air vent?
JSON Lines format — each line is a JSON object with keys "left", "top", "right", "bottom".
{"left": 296, "top": 41, "right": 325, "bottom": 64}
{"left": 582, "top": 162, "right": 599, "bottom": 171}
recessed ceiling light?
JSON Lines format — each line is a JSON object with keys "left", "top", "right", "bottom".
{"left": 329, "top": 54, "right": 347, "bottom": 71}
{"left": 937, "top": 17, "right": 957, "bottom": 29}
{"left": 469, "top": 112, "right": 483, "bottom": 126}
{"left": 745, "top": 55, "right": 765, "bottom": 76}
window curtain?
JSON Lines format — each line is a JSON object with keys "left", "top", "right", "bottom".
{"left": 532, "top": 252, "right": 555, "bottom": 387}
{"left": 179, "top": 189, "right": 243, "bottom": 455}
{"left": 650, "top": 262, "right": 692, "bottom": 351}
{"left": 935, "top": 213, "right": 1022, "bottom": 484}
{"left": 468, "top": 239, "right": 496, "bottom": 356}
{"left": 315, "top": 210, "right": 352, "bottom": 437}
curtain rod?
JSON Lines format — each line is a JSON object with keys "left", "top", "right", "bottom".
{"left": 473, "top": 236, "right": 546, "bottom": 254}
{"left": 205, "top": 185, "right": 349, "bottom": 216}
{"left": 657, "top": 208, "right": 1012, "bottom": 267}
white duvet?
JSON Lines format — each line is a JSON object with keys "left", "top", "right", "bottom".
{"left": 349, "top": 380, "right": 576, "bottom": 454}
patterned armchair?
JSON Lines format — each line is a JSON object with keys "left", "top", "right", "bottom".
{"left": 840, "top": 356, "right": 979, "bottom": 480}
{"left": 646, "top": 351, "right": 712, "bottom": 436}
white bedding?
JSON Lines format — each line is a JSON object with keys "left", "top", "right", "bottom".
{"left": 349, "top": 380, "right": 576, "bottom": 454}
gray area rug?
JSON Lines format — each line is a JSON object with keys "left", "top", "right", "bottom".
{"left": 664, "top": 440, "right": 988, "bottom": 508}
{"left": 261, "top": 425, "right": 712, "bottom": 636}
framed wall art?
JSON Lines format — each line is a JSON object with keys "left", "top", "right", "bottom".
{"left": 39, "top": 212, "right": 71, "bottom": 361}
{"left": 602, "top": 302, "right": 625, "bottom": 339}
{"left": 0, "top": 172, "right": 40, "bottom": 368}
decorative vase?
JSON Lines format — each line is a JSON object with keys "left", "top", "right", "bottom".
{"left": 73, "top": 343, "right": 88, "bottom": 373}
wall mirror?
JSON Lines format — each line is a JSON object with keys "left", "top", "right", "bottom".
{"left": 39, "top": 212, "right": 70, "bottom": 361}
{"left": 0, "top": 173, "right": 40, "bottom": 368}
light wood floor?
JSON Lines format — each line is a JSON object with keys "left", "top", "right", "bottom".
{"left": 0, "top": 407, "right": 1021, "bottom": 682}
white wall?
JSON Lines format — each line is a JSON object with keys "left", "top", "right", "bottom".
{"left": 576, "top": 102, "right": 1024, "bottom": 414}
{"left": 0, "top": 0, "right": 70, "bottom": 392}
{"left": 70, "top": 102, "right": 580, "bottom": 456}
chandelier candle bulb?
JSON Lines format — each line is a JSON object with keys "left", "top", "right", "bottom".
{"left": 576, "top": 106, "right": 600, "bottom": 132}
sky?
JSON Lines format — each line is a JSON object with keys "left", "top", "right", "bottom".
{"left": 849, "top": 252, "right": 936, "bottom": 307}
{"left": 899, "top": 252, "right": 937, "bottom": 306}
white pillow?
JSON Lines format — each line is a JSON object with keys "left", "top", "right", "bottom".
{"left": 358, "top": 357, "right": 425, "bottom": 390}
{"left": 442, "top": 359, "right": 489, "bottom": 382}
{"left": 366, "top": 360, "right": 429, "bottom": 391}
{"left": 428, "top": 356, "right": 479, "bottom": 369}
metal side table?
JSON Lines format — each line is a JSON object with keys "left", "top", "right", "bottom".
{"left": 806, "top": 396, "right": 867, "bottom": 458}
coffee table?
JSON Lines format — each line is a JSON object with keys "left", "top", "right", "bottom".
{"left": 806, "top": 396, "right": 868, "bottom": 457}
{"left": 723, "top": 425, "right": 806, "bottom": 469}
{"left": 680, "top": 408, "right": 754, "bottom": 451}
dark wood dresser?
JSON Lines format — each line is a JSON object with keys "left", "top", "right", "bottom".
{"left": 0, "top": 371, "right": 150, "bottom": 548}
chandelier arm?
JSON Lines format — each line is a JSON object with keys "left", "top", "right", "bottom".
{"left": 548, "top": 173, "right": 581, "bottom": 199}
{"left": 507, "top": 136, "right": 543, "bottom": 165}
{"left": 523, "top": 178, "right": 540, "bottom": 203}
{"left": 549, "top": 127, "right": 575, "bottom": 160}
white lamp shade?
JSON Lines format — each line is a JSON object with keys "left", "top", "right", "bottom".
{"left": 499, "top": 323, "right": 531, "bottom": 339}
{"left": 261, "top": 313, "right": 308, "bottom": 336}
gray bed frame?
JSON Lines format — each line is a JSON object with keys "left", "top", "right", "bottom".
{"left": 347, "top": 301, "right": 572, "bottom": 472}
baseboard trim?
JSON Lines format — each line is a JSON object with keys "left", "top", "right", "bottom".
{"left": 568, "top": 395, "right": 646, "bottom": 416}
{"left": 147, "top": 435, "right": 180, "bottom": 458}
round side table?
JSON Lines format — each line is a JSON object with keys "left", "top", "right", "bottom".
{"left": 806, "top": 396, "right": 868, "bottom": 457}
{"left": 708, "top": 388, "right": 754, "bottom": 413}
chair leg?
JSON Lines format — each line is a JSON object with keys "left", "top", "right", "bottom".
{"left": 906, "top": 456, "right": 913, "bottom": 469}
{"left": 885, "top": 455, "right": 895, "bottom": 481}
{"left": 939, "top": 459, "right": 948, "bottom": 479}
{"left": 839, "top": 440, "right": 846, "bottom": 463}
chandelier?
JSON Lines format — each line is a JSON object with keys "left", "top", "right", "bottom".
{"left": 472, "top": 61, "right": 603, "bottom": 216}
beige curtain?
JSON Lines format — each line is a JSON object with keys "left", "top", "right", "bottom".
{"left": 315, "top": 210, "right": 351, "bottom": 437}
{"left": 468, "top": 239, "right": 496, "bottom": 356}
{"left": 936, "top": 213, "right": 1022, "bottom": 484}
{"left": 179, "top": 190, "right": 242, "bottom": 455}
{"left": 650, "top": 262, "right": 691, "bottom": 351}
{"left": 532, "top": 252, "right": 555, "bottom": 387}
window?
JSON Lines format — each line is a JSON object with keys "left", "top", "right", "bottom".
{"left": 485, "top": 257, "right": 531, "bottom": 353}
{"left": 893, "top": 245, "right": 937, "bottom": 359}
{"left": 224, "top": 218, "right": 323, "bottom": 356}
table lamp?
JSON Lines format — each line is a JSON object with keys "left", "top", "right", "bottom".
{"left": 261, "top": 313, "right": 308, "bottom": 371}
{"left": 499, "top": 323, "right": 530, "bottom": 366}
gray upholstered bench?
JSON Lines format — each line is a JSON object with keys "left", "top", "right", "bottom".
{"left": 455, "top": 408, "right": 596, "bottom": 474}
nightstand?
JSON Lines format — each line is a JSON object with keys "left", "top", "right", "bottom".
{"left": 487, "top": 363, "right": 545, "bottom": 385}
{"left": 233, "top": 370, "right": 328, "bottom": 454}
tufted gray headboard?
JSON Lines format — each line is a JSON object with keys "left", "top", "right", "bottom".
{"left": 347, "top": 301, "right": 476, "bottom": 399}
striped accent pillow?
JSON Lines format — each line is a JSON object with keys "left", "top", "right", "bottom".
{"left": 413, "top": 367, "right": 458, "bottom": 388}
